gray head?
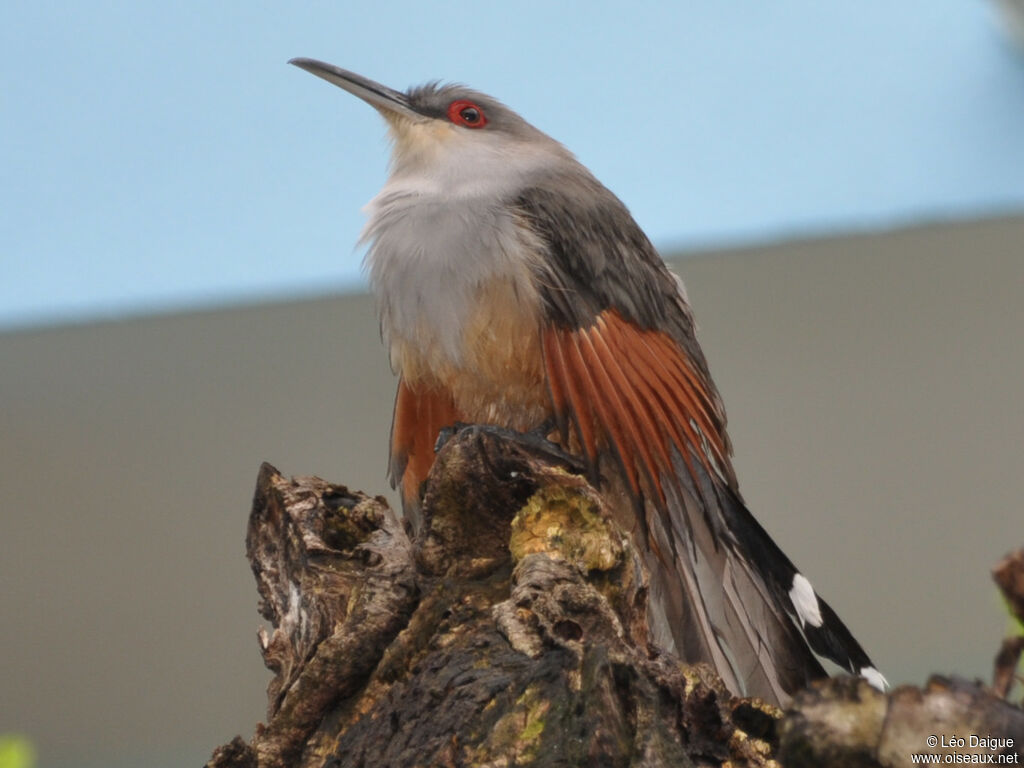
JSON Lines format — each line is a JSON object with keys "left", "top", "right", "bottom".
{"left": 289, "top": 58, "right": 574, "bottom": 190}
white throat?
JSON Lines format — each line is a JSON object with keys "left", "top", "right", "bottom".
{"left": 360, "top": 141, "right": 553, "bottom": 372}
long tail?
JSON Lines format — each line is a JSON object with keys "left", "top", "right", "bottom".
{"left": 541, "top": 313, "right": 884, "bottom": 704}
{"left": 639, "top": 449, "right": 886, "bottom": 704}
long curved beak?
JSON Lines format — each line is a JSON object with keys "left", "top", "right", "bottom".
{"left": 289, "top": 58, "right": 423, "bottom": 122}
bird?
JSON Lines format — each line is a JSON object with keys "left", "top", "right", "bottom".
{"left": 289, "top": 57, "right": 886, "bottom": 706}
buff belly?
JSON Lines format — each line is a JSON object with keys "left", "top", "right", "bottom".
{"left": 389, "top": 276, "right": 550, "bottom": 432}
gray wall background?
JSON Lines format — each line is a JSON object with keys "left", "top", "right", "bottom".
{"left": 2, "top": 214, "right": 1023, "bottom": 767}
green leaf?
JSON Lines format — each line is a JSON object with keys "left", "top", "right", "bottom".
{"left": 0, "top": 735, "right": 36, "bottom": 768}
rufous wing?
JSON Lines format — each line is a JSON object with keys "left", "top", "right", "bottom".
{"left": 389, "top": 378, "right": 460, "bottom": 512}
{"left": 542, "top": 308, "right": 734, "bottom": 502}
{"left": 543, "top": 308, "right": 883, "bottom": 703}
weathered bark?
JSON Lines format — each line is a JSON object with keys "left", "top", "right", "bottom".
{"left": 993, "top": 549, "right": 1024, "bottom": 700}
{"left": 994, "top": 549, "right": 1024, "bottom": 627}
{"left": 242, "top": 464, "right": 418, "bottom": 767}
{"left": 780, "top": 676, "right": 1024, "bottom": 767}
{"left": 209, "top": 428, "right": 1024, "bottom": 767}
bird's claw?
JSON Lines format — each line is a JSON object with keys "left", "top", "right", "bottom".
{"left": 434, "top": 421, "right": 586, "bottom": 474}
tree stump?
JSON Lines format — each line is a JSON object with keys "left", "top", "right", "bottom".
{"left": 208, "top": 428, "right": 1024, "bottom": 768}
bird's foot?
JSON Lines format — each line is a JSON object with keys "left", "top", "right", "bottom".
{"left": 435, "top": 421, "right": 585, "bottom": 474}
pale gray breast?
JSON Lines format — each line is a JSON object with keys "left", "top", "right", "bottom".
{"left": 362, "top": 188, "right": 542, "bottom": 371}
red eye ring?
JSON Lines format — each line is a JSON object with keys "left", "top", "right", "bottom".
{"left": 447, "top": 99, "right": 487, "bottom": 129}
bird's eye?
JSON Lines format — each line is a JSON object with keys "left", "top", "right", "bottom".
{"left": 447, "top": 99, "right": 487, "bottom": 129}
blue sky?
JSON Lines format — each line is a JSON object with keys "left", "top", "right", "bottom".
{"left": 3, "top": 1, "right": 1023, "bottom": 330}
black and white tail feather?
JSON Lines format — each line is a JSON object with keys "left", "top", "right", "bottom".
{"left": 641, "top": 450, "right": 886, "bottom": 704}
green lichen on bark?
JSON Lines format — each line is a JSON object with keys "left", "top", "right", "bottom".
{"left": 211, "top": 431, "right": 1024, "bottom": 768}
{"left": 467, "top": 683, "right": 550, "bottom": 764}
{"left": 510, "top": 479, "right": 624, "bottom": 573}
